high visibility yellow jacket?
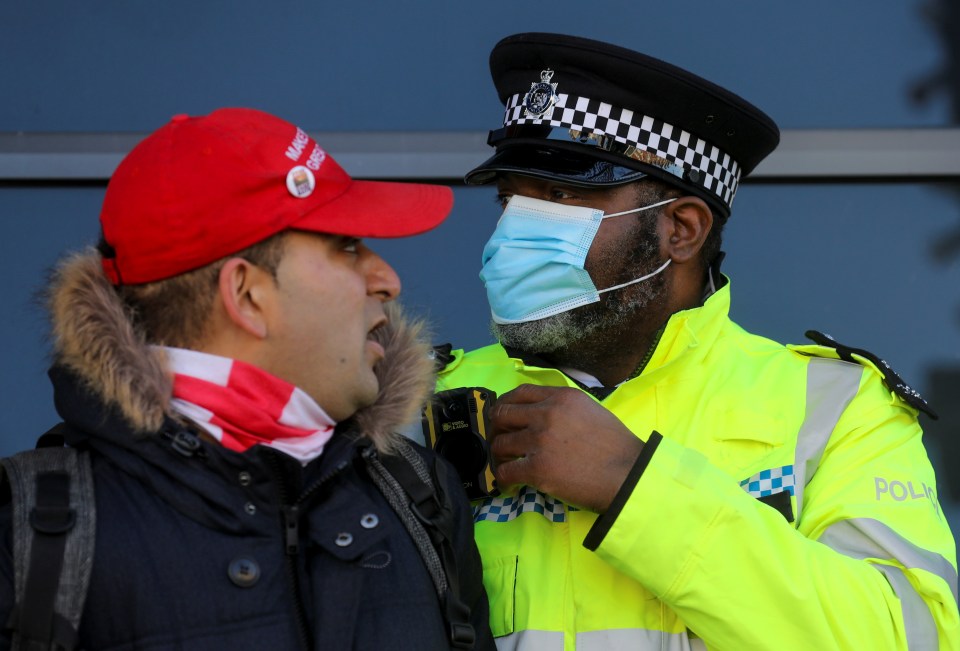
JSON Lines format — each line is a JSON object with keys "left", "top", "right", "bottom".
{"left": 437, "top": 281, "right": 959, "bottom": 651}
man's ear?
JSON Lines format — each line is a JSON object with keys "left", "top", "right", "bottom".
{"left": 217, "top": 258, "right": 273, "bottom": 339}
{"left": 663, "top": 196, "right": 713, "bottom": 265}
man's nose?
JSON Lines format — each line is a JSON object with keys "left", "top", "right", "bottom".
{"left": 364, "top": 248, "right": 401, "bottom": 301}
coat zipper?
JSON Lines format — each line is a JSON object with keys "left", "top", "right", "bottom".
{"left": 269, "top": 453, "right": 351, "bottom": 650}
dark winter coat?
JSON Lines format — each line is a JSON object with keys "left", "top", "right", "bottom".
{"left": 0, "top": 251, "right": 493, "bottom": 650}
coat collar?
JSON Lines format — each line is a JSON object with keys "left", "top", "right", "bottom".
{"left": 458, "top": 278, "right": 735, "bottom": 395}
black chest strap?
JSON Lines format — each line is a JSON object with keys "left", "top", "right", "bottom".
{"left": 1, "top": 425, "right": 95, "bottom": 651}
{"left": 363, "top": 441, "right": 476, "bottom": 649}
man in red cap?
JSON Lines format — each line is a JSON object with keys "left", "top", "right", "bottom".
{"left": 0, "top": 108, "right": 492, "bottom": 650}
{"left": 436, "top": 33, "right": 958, "bottom": 649}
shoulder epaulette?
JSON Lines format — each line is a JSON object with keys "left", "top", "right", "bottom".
{"left": 429, "top": 343, "right": 455, "bottom": 372}
{"left": 804, "top": 330, "right": 937, "bottom": 420}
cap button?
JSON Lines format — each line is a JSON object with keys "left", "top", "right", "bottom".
{"left": 170, "top": 114, "right": 190, "bottom": 123}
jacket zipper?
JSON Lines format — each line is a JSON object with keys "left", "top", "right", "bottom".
{"left": 269, "top": 453, "right": 351, "bottom": 650}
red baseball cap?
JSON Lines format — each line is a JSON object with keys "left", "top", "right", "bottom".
{"left": 99, "top": 108, "right": 454, "bottom": 285}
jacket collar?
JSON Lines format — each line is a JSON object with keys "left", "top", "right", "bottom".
{"left": 630, "top": 276, "right": 731, "bottom": 385}
{"left": 495, "top": 277, "right": 733, "bottom": 390}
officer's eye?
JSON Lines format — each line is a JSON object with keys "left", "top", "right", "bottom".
{"left": 550, "top": 188, "right": 577, "bottom": 201}
{"left": 494, "top": 193, "right": 511, "bottom": 209}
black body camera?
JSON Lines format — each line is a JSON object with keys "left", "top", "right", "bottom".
{"left": 422, "top": 387, "right": 498, "bottom": 500}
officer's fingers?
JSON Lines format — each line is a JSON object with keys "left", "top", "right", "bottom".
{"left": 493, "top": 442, "right": 561, "bottom": 494}
{"left": 489, "top": 401, "right": 531, "bottom": 433}
{"left": 488, "top": 428, "right": 530, "bottom": 463}
{"left": 491, "top": 384, "right": 579, "bottom": 430}
{"left": 492, "top": 454, "right": 535, "bottom": 489}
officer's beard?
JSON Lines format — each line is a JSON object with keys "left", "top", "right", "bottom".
{"left": 492, "top": 216, "right": 668, "bottom": 358}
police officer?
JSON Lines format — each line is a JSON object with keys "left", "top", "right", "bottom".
{"left": 437, "top": 33, "right": 959, "bottom": 649}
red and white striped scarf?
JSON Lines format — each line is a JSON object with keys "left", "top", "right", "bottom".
{"left": 162, "top": 347, "right": 336, "bottom": 464}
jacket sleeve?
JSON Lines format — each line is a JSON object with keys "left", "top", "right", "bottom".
{"left": 585, "top": 364, "right": 959, "bottom": 650}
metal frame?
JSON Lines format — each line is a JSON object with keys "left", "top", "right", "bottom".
{"left": 1, "top": 129, "right": 959, "bottom": 181}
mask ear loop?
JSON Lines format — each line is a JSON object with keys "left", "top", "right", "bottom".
{"left": 602, "top": 197, "right": 677, "bottom": 219}
{"left": 597, "top": 258, "right": 672, "bottom": 295}
{"left": 703, "top": 251, "right": 725, "bottom": 300}
{"left": 596, "top": 197, "right": 676, "bottom": 295}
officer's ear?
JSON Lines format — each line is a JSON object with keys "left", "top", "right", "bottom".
{"left": 663, "top": 196, "right": 713, "bottom": 265}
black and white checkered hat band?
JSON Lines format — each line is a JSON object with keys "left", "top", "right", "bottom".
{"left": 503, "top": 92, "right": 742, "bottom": 208}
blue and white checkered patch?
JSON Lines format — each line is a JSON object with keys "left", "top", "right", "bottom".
{"left": 740, "top": 465, "right": 795, "bottom": 497}
{"left": 473, "top": 486, "right": 578, "bottom": 524}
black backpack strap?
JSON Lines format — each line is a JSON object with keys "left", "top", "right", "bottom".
{"left": 363, "top": 441, "right": 476, "bottom": 650}
{"left": 1, "top": 429, "right": 95, "bottom": 651}
{"left": 33, "top": 423, "right": 72, "bottom": 451}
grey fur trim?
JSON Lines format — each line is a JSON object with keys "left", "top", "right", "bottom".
{"left": 47, "top": 250, "right": 169, "bottom": 434}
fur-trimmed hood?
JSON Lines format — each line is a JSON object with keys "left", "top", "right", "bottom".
{"left": 47, "top": 248, "right": 437, "bottom": 453}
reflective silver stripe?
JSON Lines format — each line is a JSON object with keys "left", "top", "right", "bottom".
{"left": 820, "top": 518, "right": 959, "bottom": 603}
{"left": 820, "top": 518, "right": 958, "bottom": 648}
{"left": 875, "top": 564, "right": 939, "bottom": 650}
{"left": 794, "top": 358, "right": 862, "bottom": 521}
{"left": 577, "top": 628, "right": 702, "bottom": 650}
{"left": 494, "top": 628, "right": 705, "bottom": 650}
{"left": 494, "top": 630, "right": 563, "bottom": 651}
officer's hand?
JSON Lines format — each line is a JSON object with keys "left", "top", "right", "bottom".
{"left": 488, "top": 384, "right": 643, "bottom": 513}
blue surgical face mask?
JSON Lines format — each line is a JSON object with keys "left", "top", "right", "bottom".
{"left": 480, "top": 194, "right": 675, "bottom": 324}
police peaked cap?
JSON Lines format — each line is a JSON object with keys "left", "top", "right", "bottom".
{"left": 465, "top": 32, "right": 781, "bottom": 218}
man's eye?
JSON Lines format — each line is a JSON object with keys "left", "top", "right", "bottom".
{"left": 494, "top": 194, "right": 511, "bottom": 209}
{"left": 342, "top": 239, "right": 360, "bottom": 253}
{"left": 551, "top": 188, "right": 575, "bottom": 201}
